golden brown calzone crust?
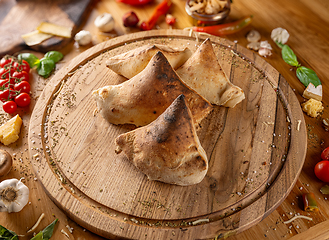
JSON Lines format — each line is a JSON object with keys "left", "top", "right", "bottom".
{"left": 176, "top": 38, "right": 245, "bottom": 108}
{"left": 115, "top": 94, "right": 208, "bottom": 186}
{"left": 92, "top": 51, "right": 212, "bottom": 127}
{"left": 106, "top": 44, "right": 192, "bottom": 79}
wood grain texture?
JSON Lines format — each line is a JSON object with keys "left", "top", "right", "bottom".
{"left": 0, "top": 0, "right": 328, "bottom": 239}
{"left": 0, "top": 0, "right": 93, "bottom": 57}
{"left": 28, "top": 30, "right": 306, "bottom": 239}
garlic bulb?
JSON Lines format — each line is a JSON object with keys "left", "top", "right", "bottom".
{"left": 74, "top": 30, "right": 92, "bottom": 46}
{"left": 0, "top": 178, "right": 29, "bottom": 213}
{"left": 94, "top": 13, "right": 115, "bottom": 32}
{"left": 271, "top": 27, "right": 290, "bottom": 44}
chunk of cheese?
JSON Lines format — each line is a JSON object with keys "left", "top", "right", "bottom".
{"left": 302, "top": 98, "right": 324, "bottom": 118}
{"left": 36, "top": 22, "right": 72, "bottom": 38}
{"left": 22, "top": 30, "right": 53, "bottom": 46}
{"left": 0, "top": 115, "right": 23, "bottom": 145}
{"left": 303, "top": 83, "right": 322, "bottom": 101}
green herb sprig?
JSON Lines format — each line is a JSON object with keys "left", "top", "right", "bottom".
{"left": 18, "top": 51, "right": 63, "bottom": 78}
{"left": 30, "top": 219, "right": 58, "bottom": 240}
{"left": 0, "top": 218, "right": 58, "bottom": 240}
{"left": 0, "top": 224, "right": 19, "bottom": 240}
{"left": 276, "top": 42, "right": 321, "bottom": 87}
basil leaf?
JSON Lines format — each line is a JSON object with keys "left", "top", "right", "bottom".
{"left": 282, "top": 45, "right": 299, "bottom": 67}
{"left": 37, "top": 58, "right": 55, "bottom": 78}
{"left": 0, "top": 225, "right": 19, "bottom": 240}
{"left": 30, "top": 232, "right": 43, "bottom": 240}
{"left": 42, "top": 219, "right": 58, "bottom": 239}
{"left": 30, "top": 219, "right": 58, "bottom": 240}
{"left": 296, "top": 66, "right": 322, "bottom": 87}
{"left": 17, "top": 53, "right": 40, "bottom": 68}
{"left": 44, "top": 51, "right": 63, "bottom": 64}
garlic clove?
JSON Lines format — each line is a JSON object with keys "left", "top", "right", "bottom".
{"left": 0, "top": 178, "right": 29, "bottom": 213}
{"left": 74, "top": 30, "right": 92, "bottom": 46}
{"left": 94, "top": 13, "right": 115, "bottom": 32}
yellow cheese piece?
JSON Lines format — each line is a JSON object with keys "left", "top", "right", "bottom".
{"left": 302, "top": 83, "right": 322, "bottom": 101}
{"left": 302, "top": 98, "right": 324, "bottom": 118}
{"left": 21, "top": 30, "right": 53, "bottom": 46}
{"left": 36, "top": 22, "right": 72, "bottom": 38}
{"left": 0, "top": 115, "right": 23, "bottom": 145}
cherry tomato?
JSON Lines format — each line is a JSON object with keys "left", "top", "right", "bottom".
{"left": 12, "top": 71, "right": 29, "bottom": 82}
{"left": 19, "top": 60, "right": 30, "bottom": 73}
{"left": 14, "top": 60, "right": 30, "bottom": 73}
{"left": 15, "top": 92, "right": 30, "bottom": 107}
{"left": 3, "top": 100, "right": 17, "bottom": 114}
{"left": 0, "top": 79, "right": 9, "bottom": 89}
{"left": 321, "top": 147, "right": 329, "bottom": 160}
{"left": 14, "top": 81, "right": 30, "bottom": 93}
{"left": 0, "top": 89, "right": 14, "bottom": 102}
{"left": 0, "top": 79, "right": 14, "bottom": 90}
{"left": 0, "top": 89, "right": 9, "bottom": 101}
{"left": 0, "top": 68, "right": 11, "bottom": 79}
{"left": 0, "top": 57, "right": 13, "bottom": 68}
{"left": 314, "top": 160, "right": 329, "bottom": 182}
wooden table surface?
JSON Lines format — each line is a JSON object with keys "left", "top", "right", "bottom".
{"left": 0, "top": 0, "right": 328, "bottom": 239}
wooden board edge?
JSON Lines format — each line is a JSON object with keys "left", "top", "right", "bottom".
{"left": 28, "top": 29, "right": 307, "bottom": 240}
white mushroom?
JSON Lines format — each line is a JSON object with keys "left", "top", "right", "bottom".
{"left": 74, "top": 30, "right": 92, "bottom": 46}
{"left": 0, "top": 178, "right": 29, "bottom": 213}
{"left": 246, "top": 30, "right": 261, "bottom": 42}
{"left": 0, "top": 150, "right": 12, "bottom": 177}
{"left": 247, "top": 42, "right": 260, "bottom": 51}
{"left": 271, "top": 27, "right": 290, "bottom": 44}
{"left": 94, "top": 13, "right": 115, "bottom": 32}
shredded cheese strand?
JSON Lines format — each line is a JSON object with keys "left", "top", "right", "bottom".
{"left": 27, "top": 213, "right": 45, "bottom": 233}
{"left": 283, "top": 215, "right": 313, "bottom": 224}
{"left": 192, "top": 218, "right": 210, "bottom": 225}
{"left": 61, "top": 229, "right": 70, "bottom": 238}
{"left": 297, "top": 119, "right": 302, "bottom": 131}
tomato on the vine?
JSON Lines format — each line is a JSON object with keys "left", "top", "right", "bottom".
{"left": 0, "top": 79, "right": 10, "bottom": 89}
{"left": 12, "top": 71, "right": 29, "bottom": 82}
{"left": 0, "top": 68, "right": 13, "bottom": 79}
{"left": 0, "top": 79, "right": 15, "bottom": 90}
{"left": 18, "top": 60, "right": 30, "bottom": 73}
{"left": 15, "top": 92, "right": 30, "bottom": 107}
{"left": 314, "top": 160, "right": 329, "bottom": 182}
{"left": 0, "top": 55, "right": 32, "bottom": 113}
{"left": 14, "top": 81, "right": 30, "bottom": 93}
{"left": 0, "top": 89, "right": 15, "bottom": 102}
{"left": 0, "top": 57, "right": 13, "bottom": 68}
{"left": 3, "top": 100, "right": 17, "bottom": 114}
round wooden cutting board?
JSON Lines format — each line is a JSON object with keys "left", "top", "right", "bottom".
{"left": 29, "top": 30, "right": 307, "bottom": 239}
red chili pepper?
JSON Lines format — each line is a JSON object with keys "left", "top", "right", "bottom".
{"left": 140, "top": 0, "right": 172, "bottom": 31}
{"left": 192, "top": 16, "right": 253, "bottom": 36}
{"left": 302, "top": 193, "right": 319, "bottom": 212}
{"left": 116, "top": 0, "right": 154, "bottom": 6}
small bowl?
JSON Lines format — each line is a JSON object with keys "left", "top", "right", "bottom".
{"left": 185, "top": 0, "right": 231, "bottom": 26}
